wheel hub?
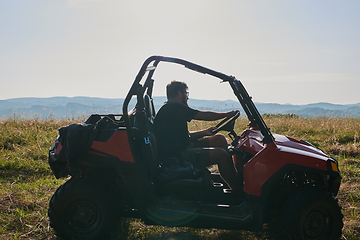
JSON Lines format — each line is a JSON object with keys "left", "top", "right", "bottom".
{"left": 304, "top": 210, "right": 327, "bottom": 239}
{"left": 66, "top": 199, "right": 100, "bottom": 233}
{"left": 74, "top": 204, "right": 97, "bottom": 226}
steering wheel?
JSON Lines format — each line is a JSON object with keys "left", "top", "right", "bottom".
{"left": 212, "top": 111, "right": 240, "bottom": 134}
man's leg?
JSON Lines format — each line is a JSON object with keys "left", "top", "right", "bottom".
{"left": 206, "top": 148, "right": 241, "bottom": 192}
{"left": 183, "top": 147, "right": 241, "bottom": 192}
{"left": 196, "top": 134, "right": 228, "bottom": 150}
{"left": 183, "top": 135, "right": 241, "bottom": 192}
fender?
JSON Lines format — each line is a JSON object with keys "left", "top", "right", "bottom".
{"left": 243, "top": 142, "right": 331, "bottom": 196}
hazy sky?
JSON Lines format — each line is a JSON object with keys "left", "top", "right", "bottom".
{"left": 1, "top": 0, "right": 359, "bottom": 104}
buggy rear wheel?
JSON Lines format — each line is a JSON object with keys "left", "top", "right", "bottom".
{"left": 49, "top": 176, "right": 126, "bottom": 240}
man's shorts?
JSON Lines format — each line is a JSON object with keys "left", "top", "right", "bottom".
{"left": 180, "top": 138, "right": 214, "bottom": 167}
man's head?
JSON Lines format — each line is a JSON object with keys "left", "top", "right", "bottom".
{"left": 166, "top": 81, "right": 189, "bottom": 104}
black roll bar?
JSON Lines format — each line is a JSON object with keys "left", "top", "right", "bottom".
{"left": 122, "top": 56, "right": 275, "bottom": 144}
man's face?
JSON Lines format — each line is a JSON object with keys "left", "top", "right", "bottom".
{"left": 180, "top": 90, "right": 189, "bottom": 105}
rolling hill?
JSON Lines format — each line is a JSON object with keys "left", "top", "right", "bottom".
{"left": 1, "top": 96, "right": 359, "bottom": 119}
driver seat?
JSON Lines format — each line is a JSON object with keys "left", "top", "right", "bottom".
{"left": 144, "top": 94, "right": 156, "bottom": 123}
{"left": 142, "top": 94, "right": 160, "bottom": 181}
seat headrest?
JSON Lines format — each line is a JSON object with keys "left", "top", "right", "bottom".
{"left": 144, "top": 95, "right": 155, "bottom": 121}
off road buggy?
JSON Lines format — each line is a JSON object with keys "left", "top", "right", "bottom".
{"left": 48, "top": 56, "right": 343, "bottom": 240}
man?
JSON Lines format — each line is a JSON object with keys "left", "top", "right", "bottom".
{"left": 154, "top": 80, "right": 241, "bottom": 193}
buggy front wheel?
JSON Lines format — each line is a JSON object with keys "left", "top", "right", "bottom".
{"left": 281, "top": 187, "right": 343, "bottom": 240}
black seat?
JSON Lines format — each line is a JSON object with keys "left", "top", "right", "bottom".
{"left": 144, "top": 94, "right": 156, "bottom": 123}
{"left": 131, "top": 94, "right": 159, "bottom": 182}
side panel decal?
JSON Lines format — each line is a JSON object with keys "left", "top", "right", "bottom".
{"left": 90, "top": 130, "right": 135, "bottom": 163}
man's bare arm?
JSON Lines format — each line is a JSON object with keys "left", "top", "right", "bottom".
{"left": 189, "top": 127, "right": 216, "bottom": 140}
{"left": 193, "top": 110, "right": 238, "bottom": 121}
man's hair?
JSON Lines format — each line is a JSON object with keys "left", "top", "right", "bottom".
{"left": 166, "top": 81, "right": 188, "bottom": 99}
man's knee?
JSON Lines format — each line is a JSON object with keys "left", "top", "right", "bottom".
{"left": 209, "top": 147, "right": 230, "bottom": 164}
{"left": 212, "top": 134, "right": 226, "bottom": 141}
{"left": 209, "top": 134, "right": 228, "bottom": 148}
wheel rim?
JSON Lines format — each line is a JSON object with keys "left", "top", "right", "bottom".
{"left": 304, "top": 207, "right": 331, "bottom": 239}
{"left": 65, "top": 197, "right": 101, "bottom": 234}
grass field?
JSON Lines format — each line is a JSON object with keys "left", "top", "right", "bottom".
{"left": 0, "top": 115, "right": 359, "bottom": 239}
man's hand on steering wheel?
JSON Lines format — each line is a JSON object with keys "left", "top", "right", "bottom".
{"left": 204, "top": 127, "right": 217, "bottom": 136}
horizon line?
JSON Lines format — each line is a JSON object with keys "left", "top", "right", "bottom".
{"left": 1, "top": 96, "right": 359, "bottom": 106}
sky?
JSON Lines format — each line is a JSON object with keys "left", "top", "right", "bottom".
{"left": 1, "top": 0, "right": 360, "bottom": 104}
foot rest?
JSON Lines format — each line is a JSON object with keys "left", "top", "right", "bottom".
{"left": 223, "top": 189, "right": 232, "bottom": 194}
{"left": 212, "top": 182, "right": 224, "bottom": 188}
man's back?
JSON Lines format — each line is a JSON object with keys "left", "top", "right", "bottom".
{"left": 154, "top": 102, "right": 198, "bottom": 159}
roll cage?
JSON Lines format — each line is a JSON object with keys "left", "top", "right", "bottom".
{"left": 122, "top": 55, "right": 275, "bottom": 145}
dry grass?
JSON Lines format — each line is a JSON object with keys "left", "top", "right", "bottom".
{"left": 0, "top": 116, "right": 359, "bottom": 239}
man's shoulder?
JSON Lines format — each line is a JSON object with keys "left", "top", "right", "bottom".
{"left": 164, "top": 101, "right": 186, "bottom": 107}
{"left": 155, "top": 101, "right": 199, "bottom": 123}
{"left": 159, "top": 102, "right": 189, "bottom": 111}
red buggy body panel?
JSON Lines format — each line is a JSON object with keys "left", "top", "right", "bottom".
{"left": 88, "top": 130, "right": 135, "bottom": 163}
{"left": 236, "top": 129, "right": 329, "bottom": 196}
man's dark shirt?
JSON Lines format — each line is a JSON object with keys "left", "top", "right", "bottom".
{"left": 154, "top": 102, "right": 199, "bottom": 159}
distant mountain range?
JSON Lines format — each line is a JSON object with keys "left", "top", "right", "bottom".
{"left": 1, "top": 96, "right": 360, "bottom": 120}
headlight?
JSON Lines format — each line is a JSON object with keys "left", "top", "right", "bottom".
{"left": 328, "top": 158, "right": 340, "bottom": 172}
